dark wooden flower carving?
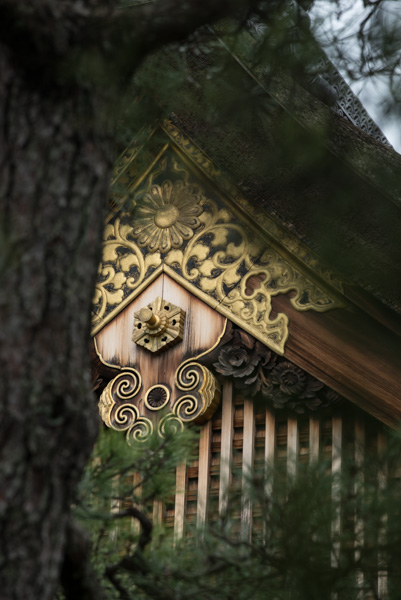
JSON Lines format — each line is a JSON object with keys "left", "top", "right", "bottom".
{"left": 214, "top": 327, "right": 341, "bottom": 413}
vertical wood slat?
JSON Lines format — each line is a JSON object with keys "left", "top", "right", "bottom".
{"left": 241, "top": 398, "right": 255, "bottom": 541}
{"left": 174, "top": 462, "right": 187, "bottom": 541}
{"left": 331, "top": 416, "right": 343, "bottom": 569}
{"left": 264, "top": 406, "right": 275, "bottom": 495}
{"left": 265, "top": 407, "right": 275, "bottom": 465}
{"left": 354, "top": 417, "right": 365, "bottom": 596}
{"left": 219, "top": 382, "right": 234, "bottom": 517}
{"left": 197, "top": 420, "right": 212, "bottom": 529}
{"left": 377, "top": 429, "right": 388, "bottom": 599}
{"left": 287, "top": 416, "right": 299, "bottom": 480}
{"left": 153, "top": 500, "right": 163, "bottom": 526}
{"left": 263, "top": 407, "right": 275, "bottom": 543}
{"left": 110, "top": 476, "right": 122, "bottom": 544}
{"left": 131, "top": 472, "right": 142, "bottom": 536}
{"left": 309, "top": 415, "right": 320, "bottom": 463}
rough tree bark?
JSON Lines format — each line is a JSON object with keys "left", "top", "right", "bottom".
{"left": 0, "top": 1, "right": 259, "bottom": 598}
{"left": 0, "top": 52, "right": 112, "bottom": 599}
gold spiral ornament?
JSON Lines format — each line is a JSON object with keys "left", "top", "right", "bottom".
{"left": 98, "top": 369, "right": 142, "bottom": 431}
{"left": 114, "top": 371, "right": 141, "bottom": 400}
{"left": 114, "top": 403, "right": 140, "bottom": 428}
{"left": 174, "top": 362, "right": 221, "bottom": 425}
{"left": 176, "top": 362, "right": 201, "bottom": 390}
{"left": 127, "top": 417, "right": 153, "bottom": 444}
{"left": 174, "top": 395, "right": 198, "bottom": 421}
{"left": 158, "top": 413, "right": 184, "bottom": 437}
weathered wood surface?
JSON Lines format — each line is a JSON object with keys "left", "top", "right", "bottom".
{"left": 331, "top": 415, "right": 342, "bottom": 569}
{"left": 219, "top": 382, "right": 234, "bottom": 517}
{"left": 174, "top": 462, "right": 187, "bottom": 541}
{"left": 95, "top": 273, "right": 226, "bottom": 414}
{"left": 377, "top": 429, "right": 388, "bottom": 599}
{"left": 197, "top": 421, "right": 212, "bottom": 529}
{"left": 354, "top": 417, "right": 365, "bottom": 595}
{"left": 309, "top": 414, "right": 320, "bottom": 463}
{"left": 271, "top": 294, "right": 401, "bottom": 428}
{"left": 265, "top": 407, "right": 275, "bottom": 465}
{"left": 241, "top": 398, "right": 254, "bottom": 541}
{"left": 287, "top": 416, "right": 298, "bottom": 479}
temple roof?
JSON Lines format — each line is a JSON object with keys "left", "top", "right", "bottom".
{"left": 99, "top": 7, "right": 401, "bottom": 427}
{"left": 130, "top": 16, "right": 401, "bottom": 316}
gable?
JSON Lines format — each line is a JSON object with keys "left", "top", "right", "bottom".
{"left": 92, "top": 122, "right": 401, "bottom": 428}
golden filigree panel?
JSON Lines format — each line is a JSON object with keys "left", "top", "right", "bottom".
{"left": 92, "top": 135, "right": 344, "bottom": 354}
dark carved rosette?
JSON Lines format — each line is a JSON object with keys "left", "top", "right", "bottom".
{"left": 214, "top": 329, "right": 276, "bottom": 397}
{"left": 214, "top": 326, "right": 342, "bottom": 413}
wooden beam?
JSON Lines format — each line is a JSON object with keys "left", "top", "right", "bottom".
{"left": 265, "top": 407, "right": 275, "bottom": 465}
{"left": 377, "top": 428, "right": 388, "bottom": 599}
{"left": 354, "top": 416, "right": 365, "bottom": 596}
{"left": 153, "top": 500, "right": 163, "bottom": 526}
{"left": 331, "top": 416, "right": 342, "bottom": 569}
{"left": 272, "top": 295, "right": 401, "bottom": 428}
{"left": 287, "top": 416, "right": 298, "bottom": 479}
{"left": 263, "top": 407, "right": 275, "bottom": 542}
{"left": 197, "top": 421, "right": 212, "bottom": 529}
{"left": 219, "top": 382, "right": 234, "bottom": 517}
{"left": 174, "top": 462, "right": 187, "bottom": 541}
{"left": 131, "top": 472, "right": 142, "bottom": 537}
{"left": 309, "top": 414, "right": 320, "bottom": 463}
{"left": 241, "top": 398, "right": 254, "bottom": 541}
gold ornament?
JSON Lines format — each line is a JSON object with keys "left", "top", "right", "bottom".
{"left": 98, "top": 369, "right": 153, "bottom": 443}
{"left": 131, "top": 180, "right": 203, "bottom": 253}
{"left": 92, "top": 130, "right": 344, "bottom": 355}
{"left": 132, "top": 296, "right": 185, "bottom": 354}
{"left": 98, "top": 361, "right": 220, "bottom": 440}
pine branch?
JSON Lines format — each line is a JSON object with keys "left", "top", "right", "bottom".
{"left": 105, "top": 505, "right": 153, "bottom": 600}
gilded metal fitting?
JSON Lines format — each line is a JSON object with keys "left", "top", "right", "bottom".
{"left": 132, "top": 297, "right": 185, "bottom": 354}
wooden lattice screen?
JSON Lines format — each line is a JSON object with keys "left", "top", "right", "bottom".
{"left": 143, "top": 381, "right": 391, "bottom": 598}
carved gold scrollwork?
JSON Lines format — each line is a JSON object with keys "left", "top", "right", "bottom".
{"left": 99, "top": 370, "right": 153, "bottom": 443}
{"left": 93, "top": 137, "right": 344, "bottom": 354}
{"left": 174, "top": 362, "right": 221, "bottom": 425}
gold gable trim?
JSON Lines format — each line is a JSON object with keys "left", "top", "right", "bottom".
{"left": 92, "top": 122, "right": 345, "bottom": 354}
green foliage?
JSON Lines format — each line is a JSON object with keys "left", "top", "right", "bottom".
{"left": 73, "top": 427, "right": 198, "bottom": 598}
{"left": 75, "top": 425, "right": 401, "bottom": 600}
{"left": 76, "top": 426, "right": 198, "bottom": 517}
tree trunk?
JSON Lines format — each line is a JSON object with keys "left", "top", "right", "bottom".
{"left": 0, "top": 1, "right": 260, "bottom": 596}
{"left": 0, "top": 47, "right": 112, "bottom": 599}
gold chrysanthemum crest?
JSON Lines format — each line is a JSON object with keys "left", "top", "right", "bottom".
{"left": 131, "top": 180, "right": 203, "bottom": 253}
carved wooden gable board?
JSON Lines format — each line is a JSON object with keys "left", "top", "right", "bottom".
{"left": 92, "top": 121, "right": 401, "bottom": 431}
